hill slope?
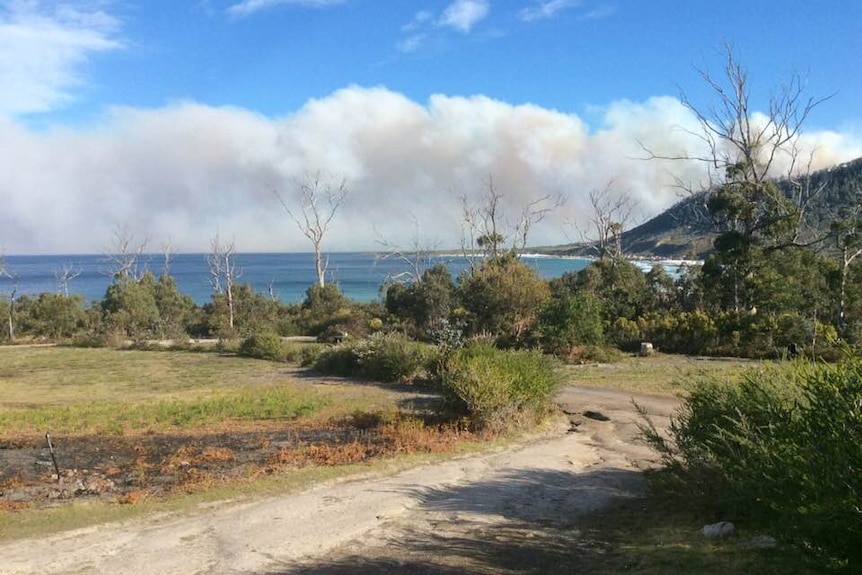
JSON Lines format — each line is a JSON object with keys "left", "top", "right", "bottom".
{"left": 544, "top": 156, "right": 862, "bottom": 260}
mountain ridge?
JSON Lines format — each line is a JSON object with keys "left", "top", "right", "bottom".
{"left": 540, "top": 156, "right": 862, "bottom": 260}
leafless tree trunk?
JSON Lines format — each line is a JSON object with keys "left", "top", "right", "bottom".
{"left": 1, "top": 253, "right": 17, "bottom": 341}
{"left": 461, "top": 176, "right": 564, "bottom": 272}
{"left": 54, "top": 263, "right": 82, "bottom": 297}
{"left": 274, "top": 173, "right": 348, "bottom": 288}
{"left": 161, "top": 239, "right": 176, "bottom": 277}
{"left": 641, "top": 45, "right": 830, "bottom": 246}
{"left": 375, "top": 216, "right": 438, "bottom": 285}
{"left": 833, "top": 206, "right": 862, "bottom": 333}
{"left": 104, "top": 225, "right": 149, "bottom": 283}
{"left": 569, "top": 181, "right": 636, "bottom": 260}
{"left": 207, "top": 234, "right": 240, "bottom": 329}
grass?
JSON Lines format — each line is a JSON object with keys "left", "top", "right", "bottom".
{"left": 0, "top": 346, "right": 411, "bottom": 437}
{"left": 0, "top": 387, "right": 330, "bottom": 436}
{"left": 566, "top": 353, "right": 756, "bottom": 396}
{"left": 0, "top": 346, "right": 803, "bottom": 573}
{"left": 0, "top": 346, "right": 294, "bottom": 405}
{"left": 573, "top": 491, "right": 821, "bottom": 574}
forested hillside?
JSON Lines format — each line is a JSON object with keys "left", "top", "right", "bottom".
{"left": 547, "top": 156, "right": 862, "bottom": 259}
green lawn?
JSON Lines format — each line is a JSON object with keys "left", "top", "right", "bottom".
{"left": 0, "top": 346, "right": 400, "bottom": 436}
{"left": 566, "top": 353, "right": 757, "bottom": 396}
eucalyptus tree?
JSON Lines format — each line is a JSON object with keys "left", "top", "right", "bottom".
{"left": 460, "top": 176, "right": 564, "bottom": 273}
{"left": 0, "top": 251, "right": 17, "bottom": 341}
{"left": 274, "top": 173, "right": 348, "bottom": 289}
{"left": 206, "top": 233, "right": 241, "bottom": 331}
{"left": 649, "top": 47, "right": 830, "bottom": 314}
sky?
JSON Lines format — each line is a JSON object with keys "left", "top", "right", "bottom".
{"left": 1, "top": 0, "right": 861, "bottom": 255}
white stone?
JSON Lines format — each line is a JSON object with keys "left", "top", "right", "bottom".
{"left": 702, "top": 521, "right": 735, "bottom": 539}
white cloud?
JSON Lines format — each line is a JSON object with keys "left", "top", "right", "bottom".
{"left": 402, "top": 10, "right": 433, "bottom": 33}
{"left": 519, "top": 0, "right": 578, "bottom": 22}
{"left": 439, "top": 0, "right": 490, "bottom": 33}
{"left": 581, "top": 4, "right": 616, "bottom": 20}
{"left": 397, "top": 2, "right": 489, "bottom": 52}
{"left": 0, "top": 87, "right": 858, "bottom": 254}
{"left": 226, "top": 0, "right": 346, "bottom": 18}
{"left": 397, "top": 34, "right": 426, "bottom": 54}
{"left": 0, "top": 0, "right": 121, "bottom": 117}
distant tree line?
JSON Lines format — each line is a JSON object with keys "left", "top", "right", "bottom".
{"left": 1, "top": 227, "right": 860, "bottom": 361}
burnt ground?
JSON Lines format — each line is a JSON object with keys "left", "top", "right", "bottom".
{"left": 0, "top": 385, "right": 686, "bottom": 575}
{"left": 0, "top": 416, "right": 470, "bottom": 510}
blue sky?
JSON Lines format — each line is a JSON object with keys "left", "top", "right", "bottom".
{"left": 1, "top": 0, "right": 861, "bottom": 254}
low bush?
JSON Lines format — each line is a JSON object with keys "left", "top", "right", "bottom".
{"left": 238, "top": 332, "right": 286, "bottom": 361}
{"left": 642, "top": 359, "right": 862, "bottom": 569}
{"left": 311, "top": 333, "right": 429, "bottom": 383}
{"left": 355, "top": 333, "right": 429, "bottom": 382}
{"left": 312, "top": 344, "right": 360, "bottom": 376}
{"left": 436, "top": 342, "right": 562, "bottom": 432}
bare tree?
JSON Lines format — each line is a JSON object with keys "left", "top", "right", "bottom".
{"left": 567, "top": 181, "right": 637, "bottom": 260}
{"left": 374, "top": 216, "right": 438, "bottom": 285}
{"left": 104, "top": 225, "right": 149, "bottom": 283}
{"left": 161, "top": 238, "right": 176, "bottom": 277}
{"left": 207, "top": 234, "right": 241, "bottom": 330}
{"left": 0, "top": 252, "right": 18, "bottom": 341}
{"left": 54, "top": 263, "right": 82, "bottom": 297}
{"left": 274, "top": 173, "right": 348, "bottom": 288}
{"left": 640, "top": 47, "right": 833, "bottom": 316}
{"left": 832, "top": 204, "right": 862, "bottom": 333}
{"left": 461, "top": 176, "right": 565, "bottom": 272}
{"left": 513, "top": 192, "right": 567, "bottom": 253}
{"left": 642, "top": 45, "right": 831, "bottom": 247}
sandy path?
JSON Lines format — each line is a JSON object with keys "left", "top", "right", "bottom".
{"left": 0, "top": 385, "right": 677, "bottom": 575}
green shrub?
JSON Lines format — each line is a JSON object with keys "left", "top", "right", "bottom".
{"left": 311, "top": 333, "right": 428, "bottom": 383}
{"left": 238, "top": 332, "right": 286, "bottom": 361}
{"left": 68, "top": 332, "right": 113, "bottom": 348}
{"left": 788, "top": 360, "right": 862, "bottom": 566}
{"left": 299, "top": 344, "right": 323, "bottom": 367}
{"left": 437, "top": 342, "right": 561, "bottom": 432}
{"left": 607, "top": 317, "right": 641, "bottom": 351}
{"left": 538, "top": 293, "right": 604, "bottom": 356}
{"left": 355, "top": 333, "right": 429, "bottom": 383}
{"left": 312, "top": 345, "right": 359, "bottom": 376}
{"left": 638, "top": 311, "right": 718, "bottom": 355}
{"left": 642, "top": 359, "right": 862, "bottom": 568}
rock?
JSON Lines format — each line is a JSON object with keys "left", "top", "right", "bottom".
{"left": 702, "top": 521, "right": 735, "bottom": 539}
{"left": 640, "top": 342, "right": 655, "bottom": 357}
{"left": 583, "top": 410, "right": 610, "bottom": 422}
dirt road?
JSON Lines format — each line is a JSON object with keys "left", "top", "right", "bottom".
{"left": 0, "top": 385, "right": 678, "bottom": 575}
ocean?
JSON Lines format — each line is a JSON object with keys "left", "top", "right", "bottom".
{"left": 0, "top": 252, "right": 599, "bottom": 305}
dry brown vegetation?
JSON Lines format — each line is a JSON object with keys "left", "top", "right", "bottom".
{"left": 0, "top": 347, "right": 479, "bottom": 519}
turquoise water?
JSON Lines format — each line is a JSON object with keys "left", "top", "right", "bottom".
{"left": 0, "top": 253, "right": 594, "bottom": 305}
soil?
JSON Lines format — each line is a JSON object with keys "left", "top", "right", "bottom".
{"left": 0, "top": 423, "right": 436, "bottom": 508}
{"left": 0, "top": 385, "right": 679, "bottom": 574}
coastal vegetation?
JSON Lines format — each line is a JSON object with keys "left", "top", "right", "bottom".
{"left": 0, "top": 50, "right": 860, "bottom": 571}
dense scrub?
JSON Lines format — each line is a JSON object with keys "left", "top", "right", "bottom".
{"left": 435, "top": 342, "right": 562, "bottom": 432}
{"left": 308, "top": 333, "right": 430, "bottom": 383}
{"left": 2, "top": 242, "right": 860, "bottom": 364}
{"left": 642, "top": 358, "right": 862, "bottom": 569}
